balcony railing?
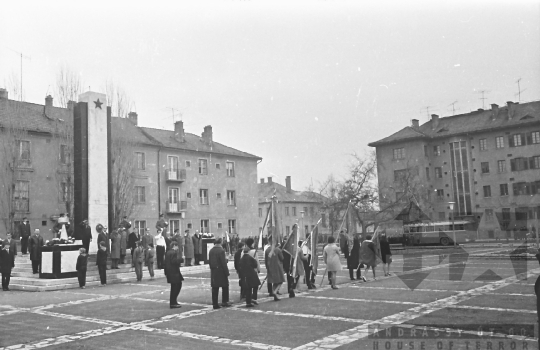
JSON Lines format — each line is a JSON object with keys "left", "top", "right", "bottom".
{"left": 12, "top": 199, "right": 29, "bottom": 212}
{"left": 166, "top": 200, "right": 187, "bottom": 213}
{"left": 166, "top": 168, "right": 186, "bottom": 182}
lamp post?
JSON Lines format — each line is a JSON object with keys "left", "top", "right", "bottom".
{"left": 448, "top": 201, "right": 456, "bottom": 248}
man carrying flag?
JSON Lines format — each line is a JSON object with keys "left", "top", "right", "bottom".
{"left": 304, "top": 218, "right": 321, "bottom": 289}
{"left": 282, "top": 224, "right": 298, "bottom": 297}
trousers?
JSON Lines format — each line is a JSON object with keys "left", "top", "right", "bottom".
{"left": 32, "top": 260, "right": 40, "bottom": 273}
{"left": 21, "top": 236, "right": 29, "bottom": 254}
{"left": 1, "top": 271, "right": 11, "bottom": 289}
{"left": 170, "top": 282, "right": 182, "bottom": 305}
{"left": 246, "top": 286, "right": 258, "bottom": 305}
{"left": 98, "top": 265, "right": 107, "bottom": 285}
{"left": 212, "top": 286, "right": 229, "bottom": 306}
{"left": 77, "top": 270, "right": 86, "bottom": 287}
{"left": 135, "top": 262, "right": 143, "bottom": 281}
{"left": 156, "top": 246, "right": 165, "bottom": 269}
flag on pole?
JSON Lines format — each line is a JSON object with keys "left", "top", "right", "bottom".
{"left": 309, "top": 218, "right": 321, "bottom": 275}
{"left": 370, "top": 225, "right": 384, "bottom": 264}
{"left": 256, "top": 204, "right": 272, "bottom": 252}
{"left": 291, "top": 223, "right": 301, "bottom": 276}
{"left": 282, "top": 224, "right": 297, "bottom": 256}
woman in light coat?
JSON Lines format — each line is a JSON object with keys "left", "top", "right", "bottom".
{"left": 110, "top": 229, "right": 121, "bottom": 269}
{"left": 183, "top": 231, "right": 195, "bottom": 266}
{"left": 323, "top": 236, "right": 341, "bottom": 289}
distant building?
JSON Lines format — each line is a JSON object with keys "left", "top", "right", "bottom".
{"left": 0, "top": 88, "right": 261, "bottom": 240}
{"left": 369, "top": 100, "right": 540, "bottom": 239}
{"left": 258, "top": 176, "right": 330, "bottom": 239}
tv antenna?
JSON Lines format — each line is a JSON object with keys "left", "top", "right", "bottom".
{"left": 515, "top": 78, "right": 526, "bottom": 102}
{"left": 448, "top": 101, "right": 459, "bottom": 115}
{"left": 476, "top": 90, "right": 490, "bottom": 109}
{"left": 7, "top": 47, "right": 31, "bottom": 101}
{"left": 421, "top": 106, "right": 436, "bottom": 121}
{"left": 166, "top": 107, "right": 182, "bottom": 123}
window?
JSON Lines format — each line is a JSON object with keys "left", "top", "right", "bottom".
{"left": 483, "top": 185, "right": 491, "bottom": 198}
{"left": 134, "top": 220, "right": 146, "bottom": 235}
{"left": 135, "top": 152, "right": 145, "bottom": 170}
{"left": 200, "top": 219, "right": 209, "bottom": 233}
{"left": 13, "top": 180, "right": 29, "bottom": 212}
{"left": 496, "top": 136, "right": 504, "bottom": 149}
{"left": 497, "top": 160, "right": 506, "bottom": 173}
{"left": 433, "top": 146, "right": 441, "bottom": 156}
{"left": 226, "top": 161, "right": 235, "bottom": 177}
{"left": 169, "top": 220, "right": 180, "bottom": 235}
{"left": 168, "top": 188, "right": 179, "bottom": 211}
{"left": 481, "top": 162, "right": 490, "bottom": 174}
{"left": 531, "top": 156, "right": 540, "bottom": 169}
{"left": 60, "top": 182, "right": 72, "bottom": 202}
{"left": 168, "top": 156, "right": 179, "bottom": 171}
{"left": 227, "top": 190, "right": 236, "bottom": 206}
{"left": 485, "top": 209, "right": 494, "bottom": 222}
{"left": 435, "top": 167, "right": 442, "bottom": 178}
{"left": 17, "top": 140, "right": 31, "bottom": 167}
{"left": 285, "top": 207, "right": 290, "bottom": 216}
{"left": 217, "top": 222, "right": 223, "bottom": 229}
{"left": 303, "top": 207, "right": 308, "bottom": 215}
{"left": 60, "top": 144, "right": 71, "bottom": 165}
{"left": 502, "top": 208, "right": 511, "bottom": 221}
{"left": 198, "top": 159, "right": 208, "bottom": 175}
{"left": 393, "top": 148, "right": 405, "bottom": 159}
{"left": 134, "top": 186, "right": 145, "bottom": 203}
{"left": 425, "top": 167, "right": 430, "bottom": 180}
{"left": 310, "top": 207, "right": 314, "bottom": 217}
{"left": 394, "top": 169, "right": 407, "bottom": 182}
{"left": 436, "top": 189, "right": 444, "bottom": 199}
{"left": 500, "top": 184, "right": 509, "bottom": 196}
{"left": 187, "top": 223, "right": 192, "bottom": 229}
{"left": 185, "top": 160, "right": 191, "bottom": 168}
{"left": 215, "top": 163, "right": 221, "bottom": 169}
{"left": 424, "top": 145, "right": 428, "bottom": 157}
{"left": 479, "top": 139, "right": 487, "bottom": 151}
{"left": 509, "top": 134, "right": 523, "bottom": 147}
{"left": 513, "top": 182, "right": 530, "bottom": 196}
{"left": 258, "top": 208, "right": 262, "bottom": 217}
{"left": 186, "top": 192, "right": 192, "bottom": 199}
{"left": 286, "top": 226, "right": 290, "bottom": 235}
{"left": 292, "top": 207, "right": 297, "bottom": 216}
{"left": 199, "top": 189, "right": 208, "bottom": 205}
{"left": 510, "top": 157, "right": 529, "bottom": 172}
{"left": 216, "top": 192, "right": 222, "bottom": 199}
{"left": 304, "top": 225, "right": 309, "bottom": 233}
{"left": 532, "top": 131, "right": 540, "bottom": 144}
{"left": 321, "top": 213, "right": 327, "bottom": 228}
{"left": 228, "top": 219, "right": 236, "bottom": 234}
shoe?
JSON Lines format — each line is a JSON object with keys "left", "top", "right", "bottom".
{"left": 350, "top": 277, "right": 356, "bottom": 280}
{"left": 246, "top": 304, "right": 254, "bottom": 307}
{"left": 170, "top": 304, "right": 182, "bottom": 309}
{"left": 361, "top": 276, "right": 367, "bottom": 282}
{"left": 273, "top": 295, "right": 280, "bottom": 301}
{"left": 331, "top": 286, "right": 339, "bottom": 289}
{"left": 213, "top": 305, "right": 221, "bottom": 310}
{"left": 252, "top": 300, "right": 258, "bottom": 305}
{"left": 221, "top": 302, "right": 233, "bottom": 307}
{"left": 268, "top": 293, "right": 274, "bottom": 297}
{"left": 289, "top": 293, "right": 295, "bottom": 298}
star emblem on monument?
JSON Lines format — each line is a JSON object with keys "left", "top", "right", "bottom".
{"left": 94, "top": 98, "right": 103, "bottom": 109}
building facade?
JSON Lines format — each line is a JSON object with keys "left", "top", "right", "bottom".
{"left": 0, "top": 89, "right": 261, "bottom": 240}
{"left": 258, "top": 176, "right": 330, "bottom": 239}
{"left": 369, "top": 100, "right": 540, "bottom": 239}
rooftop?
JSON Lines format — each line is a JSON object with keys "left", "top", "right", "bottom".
{"left": 258, "top": 180, "right": 327, "bottom": 204}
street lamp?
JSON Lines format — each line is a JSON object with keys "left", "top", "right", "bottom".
{"left": 448, "top": 201, "right": 456, "bottom": 248}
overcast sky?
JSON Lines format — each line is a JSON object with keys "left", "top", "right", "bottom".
{"left": 1, "top": 1, "right": 539, "bottom": 191}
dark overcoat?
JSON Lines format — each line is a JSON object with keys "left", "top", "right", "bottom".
{"left": 346, "top": 237, "right": 360, "bottom": 269}
{"left": 98, "top": 232, "right": 110, "bottom": 254}
{"left": 96, "top": 249, "right": 107, "bottom": 266}
{"left": 239, "top": 251, "right": 260, "bottom": 288}
{"left": 76, "top": 254, "right": 88, "bottom": 272}
{"left": 192, "top": 234, "right": 203, "bottom": 255}
{"left": 264, "top": 246, "right": 285, "bottom": 284}
{"left": 29, "top": 234, "right": 44, "bottom": 261}
{"left": 165, "top": 249, "right": 184, "bottom": 284}
{"left": 0, "top": 248, "right": 14, "bottom": 273}
{"left": 110, "top": 231, "right": 121, "bottom": 259}
{"left": 19, "top": 222, "right": 31, "bottom": 239}
{"left": 208, "top": 244, "right": 229, "bottom": 288}
{"left": 128, "top": 232, "right": 140, "bottom": 250}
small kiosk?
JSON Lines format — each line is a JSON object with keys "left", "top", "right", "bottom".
{"left": 40, "top": 243, "right": 83, "bottom": 279}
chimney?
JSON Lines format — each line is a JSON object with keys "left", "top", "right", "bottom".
{"left": 45, "top": 95, "right": 53, "bottom": 107}
{"left": 285, "top": 176, "right": 292, "bottom": 193}
{"left": 267, "top": 177, "right": 273, "bottom": 184}
{"left": 431, "top": 114, "right": 439, "bottom": 130}
{"left": 202, "top": 125, "right": 213, "bottom": 144}
{"left": 128, "top": 112, "right": 138, "bottom": 126}
{"left": 260, "top": 178, "right": 265, "bottom": 184}
{"left": 411, "top": 119, "right": 419, "bottom": 129}
{"left": 174, "top": 121, "right": 185, "bottom": 142}
{"left": 491, "top": 104, "right": 499, "bottom": 120}
{"left": 507, "top": 101, "right": 516, "bottom": 120}
{"left": 67, "top": 100, "right": 76, "bottom": 110}
{"left": 0, "top": 88, "right": 8, "bottom": 99}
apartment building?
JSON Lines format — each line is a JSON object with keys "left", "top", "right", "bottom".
{"left": 369, "top": 100, "right": 540, "bottom": 239}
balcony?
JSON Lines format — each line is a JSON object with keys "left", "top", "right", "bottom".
{"left": 166, "top": 200, "right": 187, "bottom": 214}
{"left": 166, "top": 169, "right": 186, "bottom": 182}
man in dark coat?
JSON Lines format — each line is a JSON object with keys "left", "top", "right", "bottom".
{"left": 192, "top": 230, "right": 203, "bottom": 265}
{"left": 4, "top": 233, "right": 17, "bottom": 267}
{"left": 1, "top": 242, "right": 14, "bottom": 291}
{"left": 29, "top": 229, "right": 44, "bottom": 274}
{"left": 18, "top": 217, "right": 31, "bottom": 254}
{"left": 96, "top": 224, "right": 109, "bottom": 269}
{"left": 128, "top": 229, "right": 140, "bottom": 267}
{"left": 281, "top": 239, "right": 296, "bottom": 298}
{"left": 171, "top": 229, "right": 184, "bottom": 264}
{"left": 209, "top": 238, "right": 232, "bottom": 309}
{"left": 239, "top": 243, "right": 261, "bottom": 307}
{"left": 346, "top": 235, "right": 362, "bottom": 281}
{"left": 79, "top": 220, "right": 92, "bottom": 255}
{"left": 234, "top": 242, "right": 246, "bottom": 300}
{"left": 165, "top": 241, "right": 183, "bottom": 308}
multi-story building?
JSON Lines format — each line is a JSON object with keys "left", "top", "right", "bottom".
{"left": 258, "top": 176, "right": 330, "bottom": 239}
{"left": 369, "top": 100, "right": 540, "bottom": 239}
{"left": 0, "top": 89, "right": 261, "bottom": 240}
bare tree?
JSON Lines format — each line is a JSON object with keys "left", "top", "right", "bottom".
{"left": 104, "top": 80, "right": 134, "bottom": 119}
{"left": 54, "top": 64, "right": 84, "bottom": 108}
{"left": 0, "top": 100, "right": 29, "bottom": 235}
{"left": 5, "top": 71, "right": 24, "bottom": 102}
{"left": 53, "top": 118, "right": 74, "bottom": 218}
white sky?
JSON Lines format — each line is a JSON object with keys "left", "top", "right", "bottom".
{"left": 1, "top": 0, "right": 539, "bottom": 191}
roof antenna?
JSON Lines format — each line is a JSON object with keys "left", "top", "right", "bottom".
{"left": 448, "top": 101, "right": 458, "bottom": 116}
{"left": 476, "top": 90, "right": 490, "bottom": 109}
{"left": 515, "top": 78, "right": 526, "bottom": 102}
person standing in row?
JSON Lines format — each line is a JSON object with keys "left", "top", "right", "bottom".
{"left": 133, "top": 241, "right": 144, "bottom": 282}
{"left": 79, "top": 220, "right": 92, "bottom": 255}
{"left": 323, "top": 236, "right": 341, "bottom": 290}
{"left": 97, "top": 225, "right": 110, "bottom": 269}
{"left": 265, "top": 236, "right": 285, "bottom": 301}
{"left": 96, "top": 242, "right": 108, "bottom": 286}
{"left": 4, "top": 233, "right": 17, "bottom": 267}
{"left": 192, "top": 230, "right": 203, "bottom": 265}
{"left": 379, "top": 234, "right": 392, "bottom": 276}
{"left": 347, "top": 235, "right": 363, "bottom": 281}
{"left": 234, "top": 242, "right": 246, "bottom": 300}
{"left": 165, "top": 241, "right": 183, "bottom": 308}
{"left": 154, "top": 229, "right": 166, "bottom": 269}
{"left": 76, "top": 248, "right": 88, "bottom": 289}
{"left": 209, "top": 238, "right": 232, "bottom": 309}
{"left": 359, "top": 234, "right": 377, "bottom": 281}
{"left": 0, "top": 242, "right": 14, "bottom": 291}
{"left": 119, "top": 228, "right": 128, "bottom": 265}
{"left": 183, "top": 230, "right": 194, "bottom": 266}
{"left": 301, "top": 240, "right": 316, "bottom": 289}
{"left": 145, "top": 243, "right": 155, "bottom": 280}
{"left": 141, "top": 228, "right": 153, "bottom": 250}
{"left": 171, "top": 229, "right": 184, "bottom": 264}
{"left": 128, "top": 229, "right": 140, "bottom": 267}
{"left": 18, "top": 217, "right": 31, "bottom": 255}
{"left": 239, "top": 239, "right": 260, "bottom": 307}
{"left": 263, "top": 240, "right": 274, "bottom": 296}
{"left": 110, "top": 229, "right": 121, "bottom": 269}
{"left": 29, "top": 229, "right": 44, "bottom": 274}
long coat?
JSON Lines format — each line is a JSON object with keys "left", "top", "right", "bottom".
{"left": 183, "top": 234, "right": 194, "bottom": 259}
{"left": 346, "top": 237, "right": 360, "bottom": 269}
{"left": 19, "top": 222, "right": 31, "bottom": 239}
{"left": 323, "top": 243, "right": 342, "bottom": 272}
{"left": 264, "top": 246, "right": 285, "bottom": 284}
{"left": 208, "top": 244, "right": 229, "bottom": 288}
{"left": 128, "top": 232, "right": 140, "bottom": 250}
{"left": 171, "top": 234, "right": 184, "bottom": 257}
{"left": 4, "top": 239, "right": 17, "bottom": 262}
{"left": 0, "top": 248, "right": 14, "bottom": 273}
{"left": 29, "top": 234, "right": 44, "bottom": 261}
{"left": 295, "top": 248, "right": 307, "bottom": 277}
{"left": 120, "top": 229, "right": 128, "bottom": 255}
{"left": 110, "top": 231, "right": 121, "bottom": 259}
{"left": 239, "top": 250, "right": 260, "bottom": 288}
{"left": 165, "top": 249, "right": 184, "bottom": 284}
{"left": 192, "top": 234, "right": 203, "bottom": 255}
{"left": 359, "top": 240, "right": 377, "bottom": 267}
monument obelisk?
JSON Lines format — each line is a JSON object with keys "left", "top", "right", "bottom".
{"left": 73, "top": 92, "right": 112, "bottom": 254}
